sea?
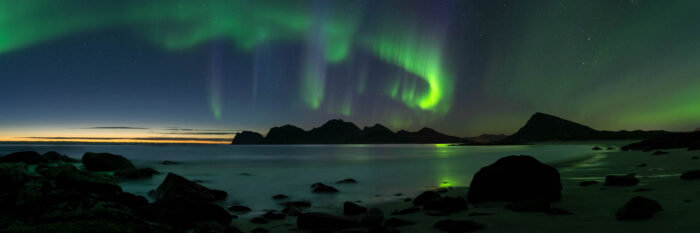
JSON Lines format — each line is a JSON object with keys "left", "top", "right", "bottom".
{"left": 0, "top": 143, "right": 614, "bottom": 216}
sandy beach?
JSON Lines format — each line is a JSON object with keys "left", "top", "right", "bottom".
{"left": 231, "top": 148, "right": 700, "bottom": 233}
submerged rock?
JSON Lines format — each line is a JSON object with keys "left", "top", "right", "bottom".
{"left": 161, "top": 160, "right": 179, "bottom": 165}
{"left": 467, "top": 155, "right": 561, "bottom": 203}
{"left": 150, "top": 172, "right": 227, "bottom": 201}
{"left": 81, "top": 152, "right": 135, "bottom": 171}
{"left": 605, "top": 174, "right": 639, "bottom": 186}
{"left": 344, "top": 201, "right": 368, "bottom": 215}
{"left": 282, "top": 205, "right": 303, "bottom": 216}
{"left": 263, "top": 210, "right": 285, "bottom": 220}
{"left": 113, "top": 168, "right": 159, "bottom": 180}
{"left": 336, "top": 178, "right": 358, "bottom": 184}
{"left": 227, "top": 205, "right": 251, "bottom": 212}
{"left": 0, "top": 151, "right": 46, "bottom": 164}
{"left": 311, "top": 182, "right": 339, "bottom": 193}
{"left": 681, "top": 170, "right": 700, "bottom": 180}
{"left": 433, "top": 219, "right": 484, "bottom": 233}
{"left": 272, "top": 194, "right": 289, "bottom": 200}
{"left": 616, "top": 196, "right": 662, "bottom": 220}
{"left": 284, "top": 200, "right": 312, "bottom": 208}
{"left": 592, "top": 146, "right": 602, "bottom": 150}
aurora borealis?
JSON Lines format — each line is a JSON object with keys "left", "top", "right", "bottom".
{"left": 1, "top": 0, "right": 699, "bottom": 143}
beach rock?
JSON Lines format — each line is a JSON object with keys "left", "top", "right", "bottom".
{"left": 43, "top": 151, "right": 79, "bottom": 163}
{"left": 592, "top": 146, "right": 602, "bottom": 150}
{"left": 344, "top": 201, "right": 368, "bottom": 215}
{"left": 98, "top": 191, "right": 148, "bottom": 209}
{"left": 423, "top": 197, "right": 468, "bottom": 212}
{"left": 433, "top": 219, "right": 484, "bottom": 233}
{"left": 161, "top": 160, "right": 179, "bottom": 165}
{"left": 272, "top": 194, "right": 289, "bottom": 200}
{"left": 227, "top": 205, "right": 251, "bottom": 212}
{"left": 311, "top": 182, "right": 339, "bottom": 193}
{"left": 505, "top": 200, "right": 550, "bottom": 212}
{"left": 282, "top": 205, "right": 303, "bottom": 216}
{"left": 605, "top": 174, "right": 639, "bottom": 186}
{"left": 113, "top": 167, "right": 159, "bottom": 180}
{"left": 467, "top": 155, "right": 561, "bottom": 203}
{"left": 250, "top": 217, "right": 269, "bottom": 224}
{"left": 297, "top": 212, "right": 360, "bottom": 230}
{"left": 636, "top": 163, "right": 648, "bottom": 167}
{"left": 138, "top": 199, "right": 231, "bottom": 228}
{"left": 616, "top": 196, "right": 662, "bottom": 220}
{"left": 359, "top": 208, "right": 384, "bottom": 227}
{"left": 681, "top": 170, "right": 700, "bottom": 180}
{"left": 391, "top": 207, "right": 420, "bottom": 215}
{"left": 284, "top": 200, "right": 312, "bottom": 208}
{"left": 35, "top": 164, "right": 121, "bottom": 194}
{"left": 336, "top": 178, "right": 358, "bottom": 184}
{"left": 652, "top": 151, "right": 669, "bottom": 155}
{"left": 579, "top": 181, "right": 598, "bottom": 186}
{"left": 384, "top": 218, "right": 415, "bottom": 227}
{"left": 150, "top": 172, "right": 227, "bottom": 201}
{"left": 81, "top": 152, "right": 135, "bottom": 171}
{"left": 412, "top": 191, "right": 441, "bottom": 206}
{"left": 263, "top": 210, "right": 285, "bottom": 220}
{"left": 231, "top": 131, "right": 264, "bottom": 144}
{"left": 0, "top": 151, "right": 46, "bottom": 164}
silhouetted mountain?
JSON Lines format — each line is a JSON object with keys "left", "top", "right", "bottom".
{"left": 361, "top": 124, "right": 396, "bottom": 143}
{"left": 621, "top": 131, "right": 700, "bottom": 151}
{"left": 499, "top": 113, "right": 671, "bottom": 144}
{"left": 465, "top": 134, "right": 509, "bottom": 144}
{"left": 231, "top": 131, "right": 264, "bottom": 144}
{"left": 232, "top": 119, "right": 466, "bottom": 144}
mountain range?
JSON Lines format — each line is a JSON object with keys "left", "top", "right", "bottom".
{"left": 231, "top": 119, "right": 466, "bottom": 144}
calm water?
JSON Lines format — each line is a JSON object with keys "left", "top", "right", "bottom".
{"left": 0, "top": 144, "right": 609, "bottom": 216}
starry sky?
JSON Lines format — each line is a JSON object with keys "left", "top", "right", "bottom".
{"left": 1, "top": 0, "right": 699, "bottom": 143}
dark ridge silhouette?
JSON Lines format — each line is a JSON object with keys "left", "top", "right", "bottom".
{"left": 464, "top": 134, "right": 508, "bottom": 144}
{"left": 230, "top": 131, "right": 264, "bottom": 144}
{"left": 621, "top": 131, "right": 700, "bottom": 151}
{"left": 232, "top": 119, "right": 466, "bottom": 144}
{"left": 499, "top": 113, "right": 671, "bottom": 144}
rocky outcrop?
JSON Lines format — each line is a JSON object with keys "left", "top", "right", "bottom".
{"left": 343, "top": 201, "right": 367, "bottom": 215}
{"left": 137, "top": 199, "right": 232, "bottom": 228}
{"left": 616, "top": 196, "right": 662, "bottom": 220}
{"left": 311, "top": 183, "right": 339, "bottom": 193}
{"left": 0, "top": 151, "right": 47, "bottom": 164}
{"left": 81, "top": 152, "right": 135, "bottom": 171}
{"left": 42, "top": 151, "right": 79, "bottom": 163}
{"left": 467, "top": 155, "right": 561, "bottom": 203}
{"left": 150, "top": 173, "right": 227, "bottom": 201}
{"left": 231, "top": 131, "right": 264, "bottom": 144}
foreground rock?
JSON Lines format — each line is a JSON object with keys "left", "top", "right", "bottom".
{"left": 681, "top": 170, "right": 700, "bottom": 180}
{"left": 43, "top": 151, "right": 79, "bottom": 163}
{"left": 35, "top": 164, "right": 122, "bottom": 194}
{"left": 467, "top": 155, "right": 561, "bottom": 203}
{"left": 311, "top": 182, "right": 339, "bottom": 193}
{"left": 604, "top": 174, "right": 639, "bottom": 186}
{"left": 344, "top": 201, "right": 368, "bottom": 215}
{"left": 113, "top": 167, "right": 159, "bottom": 180}
{"left": 138, "top": 199, "right": 232, "bottom": 228}
{"left": 81, "top": 152, "right": 135, "bottom": 171}
{"left": 150, "top": 173, "right": 227, "bottom": 201}
{"left": 616, "top": 196, "right": 662, "bottom": 220}
{"left": 505, "top": 200, "right": 550, "bottom": 212}
{"left": 0, "top": 151, "right": 47, "bottom": 164}
{"left": 297, "top": 212, "right": 360, "bottom": 230}
{"left": 434, "top": 219, "right": 484, "bottom": 233}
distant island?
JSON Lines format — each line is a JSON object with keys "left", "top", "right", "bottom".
{"left": 231, "top": 119, "right": 466, "bottom": 144}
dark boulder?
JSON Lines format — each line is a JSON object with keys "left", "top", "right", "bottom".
{"left": 272, "top": 194, "right": 289, "bottom": 200}
{"left": 231, "top": 131, "right": 264, "bottom": 144}
{"left": 592, "top": 146, "right": 602, "bottom": 150}
{"left": 681, "top": 170, "right": 700, "bottom": 180}
{"left": 282, "top": 205, "right": 303, "bottom": 216}
{"left": 390, "top": 207, "right": 420, "bottom": 215}
{"left": 137, "top": 199, "right": 232, "bottom": 228}
{"left": 43, "top": 151, "right": 79, "bottom": 163}
{"left": 0, "top": 151, "right": 46, "bottom": 164}
{"left": 81, "top": 152, "right": 135, "bottom": 171}
{"left": 605, "top": 174, "right": 639, "bottom": 186}
{"left": 312, "top": 182, "right": 339, "bottom": 193}
{"left": 113, "top": 167, "right": 159, "bottom": 180}
{"left": 161, "top": 160, "right": 179, "bottom": 165}
{"left": 297, "top": 212, "right": 360, "bottom": 230}
{"left": 150, "top": 173, "right": 227, "bottom": 201}
{"left": 412, "top": 191, "right": 441, "bottom": 206}
{"left": 433, "top": 219, "right": 484, "bottom": 233}
{"left": 36, "top": 164, "right": 121, "bottom": 194}
{"left": 336, "top": 178, "right": 358, "bottom": 184}
{"left": 467, "top": 155, "right": 561, "bottom": 203}
{"left": 616, "top": 196, "right": 662, "bottom": 220}
{"left": 344, "top": 201, "right": 368, "bottom": 215}
{"left": 284, "top": 200, "right": 311, "bottom": 208}
{"left": 423, "top": 197, "right": 468, "bottom": 212}
{"left": 652, "top": 151, "right": 669, "bottom": 155}
{"left": 98, "top": 191, "right": 148, "bottom": 209}
{"left": 505, "top": 200, "right": 551, "bottom": 212}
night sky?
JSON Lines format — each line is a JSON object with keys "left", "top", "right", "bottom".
{"left": 1, "top": 0, "right": 699, "bottom": 143}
